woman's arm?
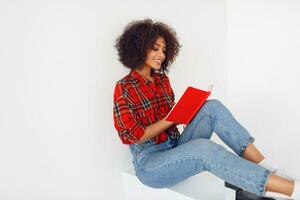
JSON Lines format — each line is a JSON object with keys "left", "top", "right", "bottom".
{"left": 136, "top": 117, "right": 176, "bottom": 144}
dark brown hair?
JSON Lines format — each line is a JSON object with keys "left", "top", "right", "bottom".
{"left": 115, "top": 18, "right": 181, "bottom": 74}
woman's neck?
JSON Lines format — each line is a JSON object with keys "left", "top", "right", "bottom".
{"left": 135, "top": 66, "right": 153, "bottom": 82}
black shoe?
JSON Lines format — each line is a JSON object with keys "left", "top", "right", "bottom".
{"left": 225, "top": 182, "right": 275, "bottom": 200}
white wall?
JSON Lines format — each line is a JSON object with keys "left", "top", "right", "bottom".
{"left": 228, "top": 0, "right": 300, "bottom": 178}
{"left": 0, "top": 0, "right": 227, "bottom": 199}
{"left": 3, "top": 0, "right": 300, "bottom": 199}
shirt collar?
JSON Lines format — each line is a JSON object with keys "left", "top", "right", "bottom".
{"left": 130, "top": 70, "right": 160, "bottom": 85}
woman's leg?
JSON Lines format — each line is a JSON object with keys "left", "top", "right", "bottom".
{"left": 175, "top": 99, "right": 297, "bottom": 197}
{"left": 179, "top": 99, "right": 268, "bottom": 165}
{"left": 178, "top": 99, "right": 255, "bottom": 157}
{"left": 135, "top": 138, "right": 271, "bottom": 196}
{"left": 181, "top": 99, "right": 291, "bottom": 177}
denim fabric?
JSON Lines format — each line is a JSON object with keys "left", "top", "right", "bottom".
{"left": 129, "top": 99, "right": 271, "bottom": 196}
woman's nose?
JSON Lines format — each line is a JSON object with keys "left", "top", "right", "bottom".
{"left": 159, "top": 49, "right": 165, "bottom": 57}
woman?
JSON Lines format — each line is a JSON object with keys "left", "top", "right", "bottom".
{"left": 113, "top": 18, "right": 299, "bottom": 199}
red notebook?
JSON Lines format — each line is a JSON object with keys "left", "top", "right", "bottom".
{"left": 165, "top": 87, "right": 211, "bottom": 125}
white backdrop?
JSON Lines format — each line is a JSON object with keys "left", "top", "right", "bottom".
{"left": 0, "top": 0, "right": 298, "bottom": 200}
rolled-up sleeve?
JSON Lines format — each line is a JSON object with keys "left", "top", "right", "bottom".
{"left": 113, "top": 86, "right": 146, "bottom": 144}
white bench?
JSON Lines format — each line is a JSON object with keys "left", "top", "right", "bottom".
{"left": 123, "top": 168, "right": 235, "bottom": 200}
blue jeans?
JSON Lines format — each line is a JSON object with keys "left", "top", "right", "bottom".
{"left": 129, "top": 99, "right": 271, "bottom": 196}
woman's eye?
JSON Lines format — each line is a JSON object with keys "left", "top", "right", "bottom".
{"left": 152, "top": 46, "right": 166, "bottom": 54}
{"left": 152, "top": 47, "right": 166, "bottom": 53}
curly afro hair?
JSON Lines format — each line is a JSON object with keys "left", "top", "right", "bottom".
{"left": 115, "top": 18, "right": 181, "bottom": 74}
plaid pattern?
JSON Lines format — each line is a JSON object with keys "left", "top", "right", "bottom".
{"left": 113, "top": 70, "right": 180, "bottom": 145}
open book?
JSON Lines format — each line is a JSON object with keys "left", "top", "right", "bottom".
{"left": 165, "top": 85, "right": 213, "bottom": 125}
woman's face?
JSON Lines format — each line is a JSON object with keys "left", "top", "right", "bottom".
{"left": 143, "top": 36, "right": 166, "bottom": 71}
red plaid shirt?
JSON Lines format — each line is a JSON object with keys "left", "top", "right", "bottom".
{"left": 113, "top": 70, "right": 180, "bottom": 145}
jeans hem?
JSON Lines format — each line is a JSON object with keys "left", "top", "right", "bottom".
{"left": 260, "top": 169, "right": 272, "bottom": 196}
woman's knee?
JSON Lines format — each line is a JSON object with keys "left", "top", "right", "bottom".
{"left": 202, "top": 99, "right": 225, "bottom": 113}
{"left": 207, "top": 99, "right": 223, "bottom": 107}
